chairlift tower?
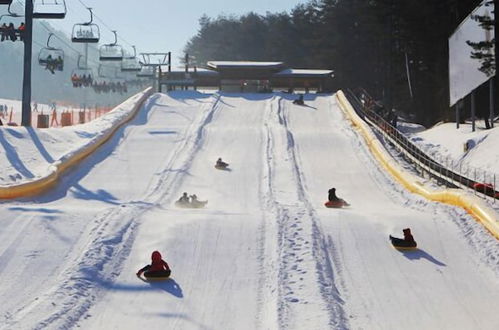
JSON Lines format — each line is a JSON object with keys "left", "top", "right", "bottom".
{"left": 20, "top": 0, "right": 67, "bottom": 126}
{"left": 139, "top": 52, "right": 171, "bottom": 92}
{"left": 21, "top": 1, "right": 34, "bottom": 127}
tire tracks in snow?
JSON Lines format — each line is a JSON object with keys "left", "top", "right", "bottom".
{"left": 1, "top": 93, "right": 222, "bottom": 330}
{"left": 258, "top": 96, "right": 348, "bottom": 329}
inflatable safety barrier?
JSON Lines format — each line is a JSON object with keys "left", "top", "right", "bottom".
{"left": 0, "top": 87, "right": 154, "bottom": 199}
{"left": 336, "top": 90, "right": 499, "bottom": 240}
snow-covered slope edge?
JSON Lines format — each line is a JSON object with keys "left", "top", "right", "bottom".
{"left": 336, "top": 91, "right": 499, "bottom": 240}
{"left": 0, "top": 88, "right": 153, "bottom": 199}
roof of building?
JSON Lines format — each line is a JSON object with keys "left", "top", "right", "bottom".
{"left": 274, "top": 69, "right": 334, "bottom": 78}
{"left": 207, "top": 61, "right": 285, "bottom": 70}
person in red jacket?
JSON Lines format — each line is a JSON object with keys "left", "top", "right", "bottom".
{"left": 136, "top": 251, "right": 171, "bottom": 278}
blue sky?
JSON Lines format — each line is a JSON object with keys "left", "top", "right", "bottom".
{"left": 48, "top": 0, "right": 307, "bottom": 66}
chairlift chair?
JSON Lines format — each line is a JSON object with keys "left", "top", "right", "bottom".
{"left": 0, "top": 1, "right": 13, "bottom": 5}
{"left": 33, "top": 0, "right": 67, "bottom": 19}
{"left": 38, "top": 33, "right": 64, "bottom": 72}
{"left": 0, "top": 3, "right": 23, "bottom": 22}
{"left": 114, "top": 67, "right": 126, "bottom": 82}
{"left": 98, "top": 64, "right": 119, "bottom": 79}
{"left": 71, "top": 8, "right": 99, "bottom": 43}
{"left": 71, "top": 55, "right": 93, "bottom": 79}
{"left": 99, "top": 30, "right": 123, "bottom": 61}
{"left": 121, "top": 46, "right": 141, "bottom": 72}
{"left": 136, "top": 65, "right": 154, "bottom": 78}
{"left": 121, "top": 57, "right": 141, "bottom": 72}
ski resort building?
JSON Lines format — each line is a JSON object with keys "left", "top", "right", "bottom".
{"left": 159, "top": 61, "right": 335, "bottom": 93}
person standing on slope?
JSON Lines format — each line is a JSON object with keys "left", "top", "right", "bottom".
{"left": 136, "top": 250, "right": 171, "bottom": 278}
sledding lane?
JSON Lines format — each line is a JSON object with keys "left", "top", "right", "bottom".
{"left": 283, "top": 94, "right": 499, "bottom": 330}
{"left": 79, "top": 94, "right": 274, "bottom": 330}
{"left": 2, "top": 92, "right": 498, "bottom": 330}
{"left": 0, "top": 92, "right": 218, "bottom": 329}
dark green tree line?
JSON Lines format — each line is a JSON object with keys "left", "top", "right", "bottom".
{"left": 184, "top": 0, "right": 483, "bottom": 126}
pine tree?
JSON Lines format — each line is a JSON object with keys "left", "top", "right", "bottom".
{"left": 466, "top": 0, "right": 495, "bottom": 77}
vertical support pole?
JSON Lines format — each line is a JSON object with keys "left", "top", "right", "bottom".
{"left": 495, "top": 0, "right": 499, "bottom": 128}
{"left": 84, "top": 42, "right": 89, "bottom": 111}
{"left": 490, "top": 77, "right": 495, "bottom": 128}
{"left": 22, "top": 0, "right": 34, "bottom": 127}
{"left": 456, "top": 102, "right": 460, "bottom": 129}
{"left": 184, "top": 53, "right": 189, "bottom": 90}
{"left": 168, "top": 52, "right": 171, "bottom": 73}
{"left": 158, "top": 65, "right": 162, "bottom": 93}
{"left": 153, "top": 66, "right": 158, "bottom": 92}
{"left": 167, "top": 52, "right": 172, "bottom": 92}
{"left": 194, "top": 65, "right": 197, "bottom": 91}
{"left": 471, "top": 90, "right": 476, "bottom": 132}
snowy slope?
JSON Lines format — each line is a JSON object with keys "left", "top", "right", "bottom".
{"left": 0, "top": 92, "right": 146, "bottom": 187}
{"left": 0, "top": 92, "right": 498, "bottom": 330}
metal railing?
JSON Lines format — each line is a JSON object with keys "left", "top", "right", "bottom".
{"left": 344, "top": 88, "right": 498, "bottom": 202}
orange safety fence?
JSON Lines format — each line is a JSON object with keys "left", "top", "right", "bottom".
{"left": 4, "top": 104, "right": 120, "bottom": 129}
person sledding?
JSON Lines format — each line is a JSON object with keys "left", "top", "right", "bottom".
{"left": 293, "top": 94, "right": 304, "bottom": 105}
{"left": 175, "top": 192, "right": 208, "bottom": 208}
{"left": 325, "top": 188, "right": 349, "bottom": 208}
{"left": 136, "top": 250, "right": 171, "bottom": 279}
{"left": 189, "top": 193, "right": 208, "bottom": 208}
{"left": 389, "top": 228, "right": 417, "bottom": 250}
{"left": 215, "top": 157, "right": 229, "bottom": 169}
{"left": 177, "top": 192, "right": 189, "bottom": 204}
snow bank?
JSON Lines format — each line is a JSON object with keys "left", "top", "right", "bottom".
{"left": 408, "top": 122, "right": 499, "bottom": 180}
{"left": 0, "top": 88, "right": 153, "bottom": 198}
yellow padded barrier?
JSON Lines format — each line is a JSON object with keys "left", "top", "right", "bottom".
{"left": 336, "top": 90, "right": 499, "bottom": 240}
{"left": 0, "top": 87, "right": 154, "bottom": 199}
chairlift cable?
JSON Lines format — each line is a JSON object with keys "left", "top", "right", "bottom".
{"left": 8, "top": 1, "right": 140, "bottom": 74}
{"left": 76, "top": 0, "right": 134, "bottom": 47}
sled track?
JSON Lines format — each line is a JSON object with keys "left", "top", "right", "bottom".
{"left": 1, "top": 94, "right": 222, "bottom": 330}
{"left": 259, "top": 96, "right": 348, "bottom": 329}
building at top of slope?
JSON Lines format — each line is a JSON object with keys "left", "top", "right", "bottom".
{"left": 160, "top": 61, "right": 335, "bottom": 93}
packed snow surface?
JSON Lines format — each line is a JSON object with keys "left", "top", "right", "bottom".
{"left": 405, "top": 121, "right": 499, "bottom": 180}
{"left": 0, "top": 92, "right": 498, "bottom": 330}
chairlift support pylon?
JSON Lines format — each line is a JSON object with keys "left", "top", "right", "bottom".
{"left": 38, "top": 33, "right": 64, "bottom": 71}
{"left": 139, "top": 52, "right": 170, "bottom": 67}
{"left": 99, "top": 30, "right": 123, "bottom": 61}
{"left": 71, "top": 7, "right": 100, "bottom": 43}
{"left": 33, "top": 0, "right": 67, "bottom": 19}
